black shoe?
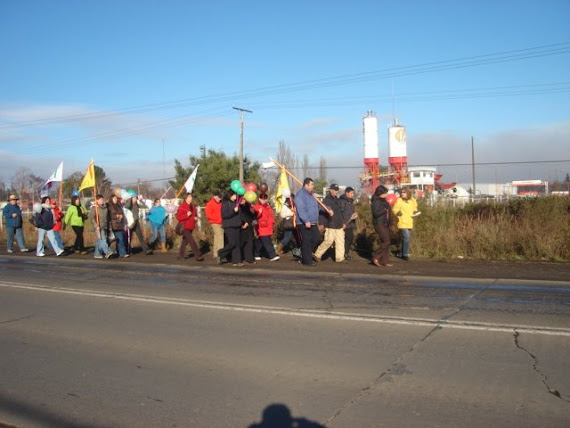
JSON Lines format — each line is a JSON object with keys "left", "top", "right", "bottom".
{"left": 145, "top": 249, "right": 154, "bottom": 255}
{"left": 300, "top": 261, "right": 317, "bottom": 267}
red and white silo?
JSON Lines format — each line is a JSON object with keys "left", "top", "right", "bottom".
{"left": 388, "top": 118, "right": 409, "bottom": 183}
{"left": 363, "top": 111, "right": 380, "bottom": 192}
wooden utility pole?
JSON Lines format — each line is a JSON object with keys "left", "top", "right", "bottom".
{"left": 232, "top": 106, "right": 252, "bottom": 182}
{"left": 471, "top": 136, "right": 476, "bottom": 203}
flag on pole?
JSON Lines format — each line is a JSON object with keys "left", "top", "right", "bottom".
{"left": 275, "top": 167, "right": 290, "bottom": 213}
{"left": 79, "top": 160, "right": 96, "bottom": 192}
{"left": 44, "top": 161, "right": 64, "bottom": 187}
{"left": 183, "top": 164, "right": 199, "bottom": 193}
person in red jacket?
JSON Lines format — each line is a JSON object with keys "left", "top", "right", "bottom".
{"left": 253, "top": 194, "right": 280, "bottom": 261}
{"left": 204, "top": 190, "right": 223, "bottom": 259}
{"left": 50, "top": 199, "right": 65, "bottom": 251}
{"left": 176, "top": 193, "right": 204, "bottom": 262}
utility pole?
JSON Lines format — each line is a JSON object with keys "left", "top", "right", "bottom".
{"left": 471, "top": 136, "right": 476, "bottom": 203}
{"left": 233, "top": 106, "right": 252, "bottom": 182}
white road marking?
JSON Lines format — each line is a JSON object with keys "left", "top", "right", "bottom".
{"left": 2, "top": 281, "right": 570, "bottom": 337}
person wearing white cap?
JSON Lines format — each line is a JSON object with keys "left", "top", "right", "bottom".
{"left": 2, "top": 194, "right": 28, "bottom": 253}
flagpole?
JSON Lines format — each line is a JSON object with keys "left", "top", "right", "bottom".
{"left": 269, "top": 158, "right": 332, "bottom": 215}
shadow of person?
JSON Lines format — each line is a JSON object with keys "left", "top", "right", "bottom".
{"left": 248, "top": 403, "right": 325, "bottom": 428}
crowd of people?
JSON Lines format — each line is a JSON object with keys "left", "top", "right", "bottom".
{"left": 2, "top": 179, "right": 420, "bottom": 267}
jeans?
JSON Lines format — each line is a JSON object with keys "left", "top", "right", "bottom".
{"left": 36, "top": 229, "right": 63, "bottom": 255}
{"left": 400, "top": 228, "right": 412, "bottom": 258}
{"left": 95, "top": 229, "right": 111, "bottom": 257}
{"left": 6, "top": 227, "right": 26, "bottom": 251}
{"left": 149, "top": 223, "right": 166, "bottom": 244}
{"left": 113, "top": 230, "right": 127, "bottom": 257}
{"left": 281, "top": 230, "right": 293, "bottom": 247}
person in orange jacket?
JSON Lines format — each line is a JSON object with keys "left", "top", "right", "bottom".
{"left": 253, "top": 193, "right": 280, "bottom": 262}
{"left": 204, "top": 190, "right": 223, "bottom": 259}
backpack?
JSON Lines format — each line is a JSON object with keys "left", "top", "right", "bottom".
{"left": 28, "top": 215, "right": 38, "bottom": 228}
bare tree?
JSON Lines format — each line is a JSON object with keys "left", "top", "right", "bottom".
{"left": 272, "top": 140, "right": 301, "bottom": 192}
{"left": 301, "top": 154, "right": 311, "bottom": 180}
{"left": 10, "top": 167, "right": 43, "bottom": 202}
{"left": 319, "top": 156, "right": 327, "bottom": 183}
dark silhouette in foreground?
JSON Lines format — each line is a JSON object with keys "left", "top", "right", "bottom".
{"left": 248, "top": 403, "right": 325, "bottom": 428}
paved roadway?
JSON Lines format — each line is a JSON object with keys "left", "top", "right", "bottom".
{"left": 0, "top": 256, "right": 569, "bottom": 427}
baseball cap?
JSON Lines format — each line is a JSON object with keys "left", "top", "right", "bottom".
{"left": 329, "top": 184, "right": 339, "bottom": 190}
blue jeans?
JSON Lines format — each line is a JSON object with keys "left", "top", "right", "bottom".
{"left": 281, "top": 230, "right": 293, "bottom": 247}
{"left": 36, "top": 229, "right": 63, "bottom": 255}
{"left": 149, "top": 223, "right": 165, "bottom": 244}
{"left": 6, "top": 227, "right": 26, "bottom": 251}
{"left": 95, "top": 229, "right": 111, "bottom": 257}
{"left": 400, "top": 228, "right": 412, "bottom": 258}
{"left": 113, "top": 230, "right": 127, "bottom": 257}
{"left": 47, "top": 230, "right": 64, "bottom": 250}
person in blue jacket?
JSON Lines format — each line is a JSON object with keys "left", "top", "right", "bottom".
{"left": 294, "top": 178, "right": 327, "bottom": 266}
{"left": 2, "top": 194, "right": 28, "bottom": 253}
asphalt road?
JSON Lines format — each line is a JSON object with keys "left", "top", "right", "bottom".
{"left": 0, "top": 256, "right": 569, "bottom": 427}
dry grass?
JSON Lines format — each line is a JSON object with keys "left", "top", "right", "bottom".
{"left": 355, "top": 196, "right": 570, "bottom": 262}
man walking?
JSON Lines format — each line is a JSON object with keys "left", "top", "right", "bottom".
{"left": 340, "top": 186, "right": 357, "bottom": 260}
{"left": 313, "top": 184, "right": 345, "bottom": 263}
{"left": 295, "top": 178, "right": 322, "bottom": 266}
{"left": 2, "top": 194, "right": 28, "bottom": 253}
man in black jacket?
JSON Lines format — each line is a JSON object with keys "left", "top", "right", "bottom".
{"left": 313, "top": 184, "right": 345, "bottom": 263}
{"left": 339, "top": 187, "right": 357, "bottom": 260}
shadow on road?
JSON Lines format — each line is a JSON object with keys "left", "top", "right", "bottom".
{"left": 248, "top": 403, "right": 325, "bottom": 428}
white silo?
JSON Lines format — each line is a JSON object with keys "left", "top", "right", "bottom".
{"left": 362, "top": 111, "right": 380, "bottom": 192}
{"left": 388, "top": 118, "right": 409, "bottom": 183}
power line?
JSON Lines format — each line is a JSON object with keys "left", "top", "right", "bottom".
{"left": 1, "top": 42, "right": 568, "bottom": 129}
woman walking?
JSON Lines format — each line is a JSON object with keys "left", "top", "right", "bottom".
{"left": 175, "top": 193, "right": 204, "bottom": 261}
{"left": 108, "top": 194, "right": 128, "bottom": 258}
{"left": 217, "top": 190, "right": 243, "bottom": 267}
{"left": 392, "top": 188, "right": 419, "bottom": 261}
{"left": 147, "top": 198, "right": 167, "bottom": 252}
{"left": 64, "top": 195, "right": 88, "bottom": 254}
{"left": 371, "top": 185, "right": 393, "bottom": 267}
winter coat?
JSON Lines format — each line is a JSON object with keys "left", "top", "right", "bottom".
{"left": 64, "top": 204, "right": 87, "bottom": 228}
{"left": 176, "top": 201, "right": 198, "bottom": 231}
{"left": 34, "top": 206, "right": 55, "bottom": 231}
{"left": 294, "top": 187, "right": 319, "bottom": 225}
{"left": 51, "top": 205, "right": 64, "bottom": 232}
{"left": 240, "top": 202, "right": 255, "bottom": 228}
{"left": 319, "top": 193, "right": 344, "bottom": 229}
{"left": 108, "top": 202, "right": 125, "bottom": 231}
{"left": 2, "top": 203, "right": 23, "bottom": 228}
{"left": 147, "top": 205, "right": 167, "bottom": 226}
{"left": 90, "top": 204, "right": 110, "bottom": 231}
{"left": 392, "top": 197, "right": 418, "bottom": 229}
{"left": 254, "top": 203, "right": 275, "bottom": 237}
{"left": 221, "top": 198, "right": 241, "bottom": 229}
{"left": 339, "top": 194, "right": 356, "bottom": 230}
{"left": 205, "top": 197, "right": 222, "bottom": 225}
{"left": 371, "top": 195, "right": 391, "bottom": 228}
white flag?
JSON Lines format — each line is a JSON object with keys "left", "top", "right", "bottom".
{"left": 183, "top": 164, "right": 199, "bottom": 193}
{"left": 45, "top": 161, "right": 64, "bottom": 186}
{"left": 261, "top": 161, "right": 276, "bottom": 169}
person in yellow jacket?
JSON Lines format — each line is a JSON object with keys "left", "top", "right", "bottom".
{"left": 392, "top": 188, "right": 420, "bottom": 261}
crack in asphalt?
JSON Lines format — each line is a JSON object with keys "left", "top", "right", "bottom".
{"left": 513, "top": 329, "right": 570, "bottom": 403}
{"left": 0, "top": 314, "right": 33, "bottom": 326}
{"left": 323, "top": 279, "right": 497, "bottom": 425}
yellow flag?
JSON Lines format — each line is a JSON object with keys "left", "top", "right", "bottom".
{"left": 79, "top": 160, "right": 96, "bottom": 192}
{"left": 275, "top": 168, "right": 290, "bottom": 213}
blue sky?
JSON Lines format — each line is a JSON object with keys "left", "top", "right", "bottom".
{"left": 1, "top": 0, "right": 569, "bottom": 191}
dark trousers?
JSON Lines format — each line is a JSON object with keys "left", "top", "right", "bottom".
{"left": 255, "top": 236, "right": 276, "bottom": 259}
{"left": 344, "top": 228, "right": 354, "bottom": 256}
{"left": 241, "top": 227, "right": 254, "bottom": 262}
{"left": 219, "top": 227, "right": 241, "bottom": 263}
{"left": 178, "top": 229, "right": 201, "bottom": 259}
{"left": 373, "top": 223, "right": 391, "bottom": 264}
{"left": 130, "top": 221, "right": 149, "bottom": 252}
{"left": 71, "top": 225, "right": 85, "bottom": 251}
{"left": 299, "top": 224, "right": 320, "bottom": 265}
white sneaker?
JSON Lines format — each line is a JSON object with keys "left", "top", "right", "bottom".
{"left": 270, "top": 256, "right": 280, "bottom": 262}
{"left": 254, "top": 257, "right": 261, "bottom": 261}
{"left": 20, "top": 248, "right": 29, "bottom": 252}
{"left": 94, "top": 255, "right": 103, "bottom": 259}
{"left": 7, "top": 249, "right": 13, "bottom": 253}
{"left": 56, "top": 250, "right": 65, "bottom": 256}
{"left": 37, "top": 253, "right": 45, "bottom": 257}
